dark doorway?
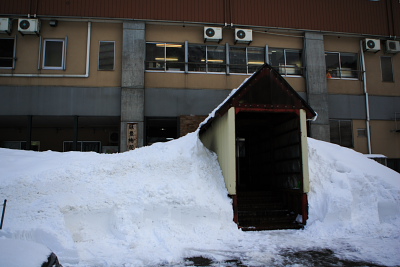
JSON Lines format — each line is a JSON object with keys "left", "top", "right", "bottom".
{"left": 145, "top": 117, "right": 179, "bottom": 145}
{"left": 235, "top": 111, "right": 304, "bottom": 230}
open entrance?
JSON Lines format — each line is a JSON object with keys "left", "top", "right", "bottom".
{"left": 236, "top": 111, "right": 305, "bottom": 230}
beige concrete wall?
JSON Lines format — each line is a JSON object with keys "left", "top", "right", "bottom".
{"left": 200, "top": 107, "right": 236, "bottom": 195}
{"left": 370, "top": 120, "right": 400, "bottom": 158}
{"left": 352, "top": 119, "right": 370, "bottom": 155}
{"left": 0, "top": 20, "right": 122, "bottom": 87}
{"left": 364, "top": 50, "right": 400, "bottom": 97}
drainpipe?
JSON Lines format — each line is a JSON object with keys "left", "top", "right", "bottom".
{"left": 360, "top": 40, "right": 372, "bottom": 154}
{"left": 0, "top": 21, "right": 91, "bottom": 78}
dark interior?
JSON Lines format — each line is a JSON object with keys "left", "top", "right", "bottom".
{"left": 235, "top": 111, "right": 304, "bottom": 230}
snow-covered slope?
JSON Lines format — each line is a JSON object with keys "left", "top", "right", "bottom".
{"left": 0, "top": 132, "right": 399, "bottom": 266}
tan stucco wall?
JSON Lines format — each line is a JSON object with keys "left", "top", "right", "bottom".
{"left": 200, "top": 107, "right": 237, "bottom": 195}
{"left": 370, "top": 120, "right": 400, "bottom": 158}
{"left": 0, "top": 20, "right": 122, "bottom": 87}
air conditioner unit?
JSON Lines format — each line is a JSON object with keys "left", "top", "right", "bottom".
{"left": 385, "top": 40, "right": 400, "bottom": 54}
{"left": 204, "top": 27, "right": 222, "bottom": 42}
{"left": 363, "top": 38, "right": 380, "bottom": 52}
{"left": 0, "top": 18, "right": 12, "bottom": 34}
{"left": 18, "top": 18, "right": 40, "bottom": 35}
{"left": 235, "top": 28, "right": 252, "bottom": 44}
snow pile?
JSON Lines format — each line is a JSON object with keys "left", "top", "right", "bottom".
{"left": 0, "top": 133, "right": 399, "bottom": 266}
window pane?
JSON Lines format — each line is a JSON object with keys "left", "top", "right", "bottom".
{"left": 340, "top": 53, "right": 358, "bottom": 78}
{"left": 325, "top": 53, "right": 340, "bottom": 78}
{"left": 285, "top": 50, "right": 302, "bottom": 75}
{"left": 207, "top": 45, "right": 225, "bottom": 72}
{"left": 269, "top": 48, "right": 284, "bottom": 73}
{"left": 146, "top": 43, "right": 165, "bottom": 70}
{"left": 340, "top": 120, "right": 353, "bottom": 147}
{"left": 0, "top": 38, "right": 14, "bottom": 68}
{"left": 329, "top": 120, "right": 340, "bottom": 145}
{"left": 230, "top": 47, "right": 247, "bottom": 73}
{"left": 247, "top": 47, "right": 264, "bottom": 73}
{"left": 381, "top": 56, "right": 393, "bottom": 82}
{"left": 165, "top": 43, "right": 185, "bottom": 71}
{"left": 99, "top": 41, "right": 115, "bottom": 70}
{"left": 188, "top": 44, "right": 206, "bottom": 72}
{"left": 44, "top": 40, "right": 63, "bottom": 68}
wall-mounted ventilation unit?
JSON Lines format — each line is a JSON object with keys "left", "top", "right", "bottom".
{"left": 18, "top": 19, "right": 40, "bottom": 35}
{"left": 204, "top": 27, "right": 222, "bottom": 42}
{"left": 385, "top": 40, "right": 400, "bottom": 54}
{"left": 235, "top": 28, "right": 252, "bottom": 44}
{"left": 0, "top": 18, "right": 12, "bottom": 34}
{"left": 363, "top": 38, "right": 380, "bottom": 52}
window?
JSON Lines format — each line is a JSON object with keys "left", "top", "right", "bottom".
{"left": 146, "top": 42, "right": 185, "bottom": 71}
{"left": 229, "top": 46, "right": 265, "bottom": 74}
{"left": 325, "top": 52, "right": 358, "bottom": 79}
{"left": 188, "top": 44, "right": 226, "bottom": 73}
{"left": 269, "top": 48, "right": 303, "bottom": 76}
{"left": 0, "top": 38, "right": 15, "bottom": 69}
{"left": 381, "top": 56, "right": 394, "bottom": 82}
{"left": 145, "top": 117, "right": 178, "bottom": 145}
{"left": 43, "top": 39, "right": 65, "bottom": 69}
{"left": 63, "top": 141, "right": 101, "bottom": 152}
{"left": 99, "top": 41, "right": 115, "bottom": 70}
{"left": 330, "top": 119, "right": 353, "bottom": 147}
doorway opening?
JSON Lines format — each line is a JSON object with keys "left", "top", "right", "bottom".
{"left": 236, "top": 111, "right": 305, "bottom": 230}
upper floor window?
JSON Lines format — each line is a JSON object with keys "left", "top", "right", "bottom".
{"left": 188, "top": 44, "right": 225, "bottom": 73}
{"left": 43, "top": 39, "right": 65, "bottom": 70}
{"left": 325, "top": 52, "right": 358, "bottom": 79}
{"left": 229, "top": 46, "right": 265, "bottom": 74}
{"left": 0, "top": 38, "right": 15, "bottom": 69}
{"left": 269, "top": 48, "right": 303, "bottom": 76}
{"left": 381, "top": 56, "right": 394, "bottom": 82}
{"left": 146, "top": 42, "right": 185, "bottom": 71}
{"left": 98, "top": 41, "right": 115, "bottom": 71}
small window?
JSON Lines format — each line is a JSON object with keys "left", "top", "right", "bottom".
{"left": 99, "top": 41, "right": 115, "bottom": 70}
{"left": 269, "top": 48, "right": 303, "bottom": 76}
{"left": 43, "top": 39, "right": 65, "bottom": 69}
{"left": 381, "top": 56, "right": 394, "bottom": 82}
{"left": 330, "top": 119, "right": 353, "bottom": 147}
{"left": 0, "top": 38, "right": 15, "bottom": 69}
{"left": 325, "top": 52, "right": 358, "bottom": 79}
{"left": 146, "top": 42, "right": 185, "bottom": 71}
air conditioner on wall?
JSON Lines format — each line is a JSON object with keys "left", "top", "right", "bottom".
{"left": 0, "top": 18, "right": 12, "bottom": 34}
{"left": 18, "top": 18, "right": 40, "bottom": 35}
{"left": 385, "top": 40, "right": 400, "bottom": 54}
{"left": 363, "top": 38, "right": 380, "bottom": 52}
{"left": 235, "top": 28, "right": 252, "bottom": 44}
{"left": 204, "top": 27, "right": 222, "bottom": 42}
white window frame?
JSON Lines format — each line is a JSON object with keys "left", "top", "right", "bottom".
{"left": 98, "top": 41, "right": 115, "bottom": 71}
{"left": 325, "top": 52, "right": 359, "bottom": 80}
{"left": 42, "top": 39, "right": 65, "bottom": 70}
{"left": 0, "top": 37, "right": 17, "bottom": 69}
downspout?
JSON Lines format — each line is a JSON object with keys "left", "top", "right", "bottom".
{"left": 0, "top": 21, "right": 91, "bottom": 78}
{"left": 360, "top": 40, "right": 372, "bottom": 154}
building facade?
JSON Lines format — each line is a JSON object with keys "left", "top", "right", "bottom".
{"left": 0, "top": 1, "right": 399, "bottom": 163}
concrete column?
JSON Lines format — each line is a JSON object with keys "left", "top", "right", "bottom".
{"left": 120, "top": 21, "right": 145, "bottom": 151}
{"left": 304, "top": 32, "right": 330, "bottom": 142}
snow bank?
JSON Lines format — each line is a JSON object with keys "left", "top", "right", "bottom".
{"left": 0, "top": 133, "right": 399, "bottom": 266}
{"left": 0, "top": 132, "right": 240, "bottom": 266}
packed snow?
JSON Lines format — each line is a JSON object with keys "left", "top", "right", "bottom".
{"left": 0, "top": 131, "right": 399, "bottom": 266}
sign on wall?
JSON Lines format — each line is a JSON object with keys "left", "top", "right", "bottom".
{"left": 127, "top": 122, "right": 138, "bottom": 151}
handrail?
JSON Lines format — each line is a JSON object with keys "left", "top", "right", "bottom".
{"left": 0, "top": 199, "right": 6, "bottom": 230}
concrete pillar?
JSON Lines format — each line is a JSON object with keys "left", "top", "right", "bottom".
{"left": 120, "top": 21, "right": 145, "bottom": 151}
{"left": 304, "top": 32, "right": 330, "bottom": 142}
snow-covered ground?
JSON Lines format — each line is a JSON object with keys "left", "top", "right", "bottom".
{"left": 0, "top": 131, "right": 399, "bottom": 267}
